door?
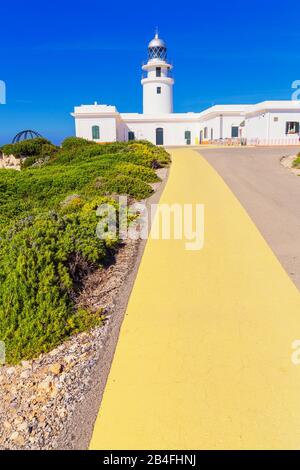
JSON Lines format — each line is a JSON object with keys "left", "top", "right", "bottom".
{"left": 185, "top": 130, "right": 191, "bottom": 145}
{"left": 231, "top": 126, "right": 239, "bottom": 138}
{"left": 156, "top": 128, "right": 164, "bottom": 145}
{"left": 199, "top": 130, "right": 203, "bottom": 144}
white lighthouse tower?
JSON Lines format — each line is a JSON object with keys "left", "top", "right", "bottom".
{"left": 141, "top": 32, "right": 174, "bottom": 114}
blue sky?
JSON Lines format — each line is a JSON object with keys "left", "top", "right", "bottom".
{"left": 0, "top": 0, "right": 299, "bottom": 144}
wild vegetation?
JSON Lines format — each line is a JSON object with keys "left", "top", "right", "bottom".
{"left": 292, "top": 153, "right": 300, "bottom": 168}
{"left": 0, "top": 137, "right": 170, "bottom": 363}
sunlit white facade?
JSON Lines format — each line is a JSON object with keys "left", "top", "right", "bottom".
{"left": 72, "top": 34, "right": 300, "bottom": 147}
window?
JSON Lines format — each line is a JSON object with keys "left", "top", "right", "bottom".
{"left": 286, "top": 122, "right": 300, "bottom": 134}
{"left": 156, "top": 67, "right": 161, "bottom": 77}
{"left": 211, "top": 128, "right": 214, "bottom": 141}
{"left": 157, "top": 87, "right": 161, "bottom": 94}
{"left": 128, "top": 131, "right": 135, "bottom": 141}
{"left": 92, "top": 125, "right": 100, "bottom": 140}
{"left": 231, "top": 126, "right": 239, "bottom": 138}
{"left": 274, "top": 117, "right": 279, "bottom": 122}
{"left": 204, "top": 127, "right": 208, "bottom": 139}
{"left": 148, "top": 46, "right": 167, "bottom": 60}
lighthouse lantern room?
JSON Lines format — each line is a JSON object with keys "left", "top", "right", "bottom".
{"left": 141, "top": 32, "right": 174, "bottom": 115}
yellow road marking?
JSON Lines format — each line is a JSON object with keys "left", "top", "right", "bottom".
{"left": 90, "top": 149, "right": 300, "bottom": 450}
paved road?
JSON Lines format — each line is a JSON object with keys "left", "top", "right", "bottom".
{"left": 199, "top": 146, "right": 300, "bottom": 290}
{"left": 90, "top": 149, "right": 300, "bottom": 450}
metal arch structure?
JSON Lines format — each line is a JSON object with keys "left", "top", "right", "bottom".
{"left": 12, "top": 130, "right": 42, "bottom": 144}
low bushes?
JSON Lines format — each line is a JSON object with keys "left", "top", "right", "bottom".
{"left": 292, "top": 153, "right": 300, "bottom": 168}
{"left": 0, "top": 138, "right": 170, "bottom": 363}
{"left": 0, "top": 211, "right": 111, "bottom": 363}
{"left": 60, "top": 136, "right": 95, "bottom": 150}
{"left": 1, "top": 138, "right": 59, "bottom": 170}
{"left": 1, "top": 137, "right": 58, "bottom": 159}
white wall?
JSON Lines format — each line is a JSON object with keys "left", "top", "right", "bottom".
{"left": 73, "top": 106, "right": 300, "bottom": 147}
{"left": 141, "top": 59, "right": 174, "bottom": 115}
{"left": 123, "top": 120, "right": 199, "bottom": 146}
{"left": 75, "top": 117, "right": 117, "bottom": 142}
{"left": 198, "top": 116, "right": 219, "bottom": 142}
{"left": 142, "top": 80, "right": 173, "bottom": 114}
{"left": 244, "top": 114, "right": 269, "bottom": 144}
{"left": 245, "top": 111, "right": 300, "bottom": 145}
{"left": 199, "top": 114, "right": 244, "bottom": 141}
{"left": 267, "top": 111, "right": 300, "bottom": 145}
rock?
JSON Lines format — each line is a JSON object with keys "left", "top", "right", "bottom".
{"left": 16, "top": 435, "right": 25, "bottom": 446}
{"left": 56, "top": 407, "right": 66, "bottom": 419}
{"left": 17, "top": 422, "right": 29, "bottom": 433}
{"left": 49, "top": 348, "right": 59, "bottom": 357}
{"left": 65, "top": 354, "right": 75, "bottom": 362}
{"left": 6, "top": 367, "right": 15, "bottom": 376}
{"left": 9, "top": 431, "right": 25, "bottom": 445}
{"left": 3, "top": 420, "right": 12, "bottom": 430}
{"left": 0, "top": 154, "right": 21, "bottom": 171}
{"left": 14, "top": 416, "right": 24, "bottom": 426}
{"left": 38, "top": 376, "right": 53, "bottom": 392}
{"left": 10, "top": 431, "right": 19, "bottom": 441}
{"left": 49, "top": 363, "right": 63, "bottom": 375}
{"left": 50, "top": 388, "right": 58, "bottom": 399}
{"left": 58, "top": 372, "right": 66, "bottom": 383}
{"left": 20, "top": 370, "right": 31, "bottom": 380}
{"left": 39, "top": 365, "right": 50, "bottom": 375}
{"left": 21, "top": 360, "right": 32, "bottom": 369}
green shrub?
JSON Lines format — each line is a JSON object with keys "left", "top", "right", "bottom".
{"left": 61, "top": 136, "right": 95, "bottom": 150}
{"left": 21, "top": 156, "right": 39, "bottom": 168}
{"left": 112, "top": 162, "right": 160, "bottom": 182}
{"left": 0, "top": 138, "right": 170, "bottom": 363}
{"left": 0, "top": 211, "right": 112, "bottom": 363}
{"left": 292, "top": 153, "right": 300, "bottom": 168}
{"left": 1, "top": 138, "right": 57, "bottom": 159}
{"left": 102, "top": 174, "right": 153, "bottom": 199}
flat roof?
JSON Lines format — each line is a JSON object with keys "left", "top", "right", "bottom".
{"left": 72, "top": 101, "right": 300, "bottom": 121}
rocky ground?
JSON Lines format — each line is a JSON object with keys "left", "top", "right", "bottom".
{"left": 280, "top": 154, "right": 300, "bottom": 175}
{"left": 0, "top": 167, "right": 168, "bottom": 450}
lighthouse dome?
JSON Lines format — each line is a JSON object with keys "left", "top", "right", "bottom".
{"left": 148, "top": 32, "right": 167, "bottom": 60}
{"left": 148, "top": 33, "right": 166, "bottom": 49}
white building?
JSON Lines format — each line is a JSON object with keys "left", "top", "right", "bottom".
{"left": 72, "top": 33, "right": 300, "bottom": 147}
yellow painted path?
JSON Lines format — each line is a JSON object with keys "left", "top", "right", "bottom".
{"left": 90, "top": 149, "right": 300, "bottom": 450}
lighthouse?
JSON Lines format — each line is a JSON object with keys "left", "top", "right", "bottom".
{"left": 141, "top": 32, "right": 174, "bottom": 114}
